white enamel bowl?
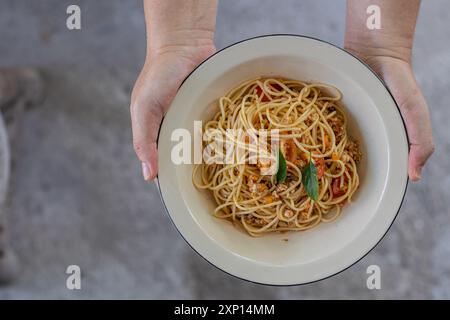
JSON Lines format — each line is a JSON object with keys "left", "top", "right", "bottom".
{"left": 157, "top": 35, "right": 408, "bottom": 285}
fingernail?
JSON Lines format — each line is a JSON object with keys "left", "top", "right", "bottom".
{"left": 142, "top": 162, "right": 152, "bottom": 181}
{"left": 414, "top": 167, "right": 422, "bottom": 180}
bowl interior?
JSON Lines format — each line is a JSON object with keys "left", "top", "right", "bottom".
{"left": 158, "top": 36, "right": 407, "bottom": 284}
{"left": 173, "top": 55, "right": 387, "bottom": 265}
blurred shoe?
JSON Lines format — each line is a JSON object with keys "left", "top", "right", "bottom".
{"left": 0, "top": 68, "right": 45, "bottom": 155}
{"left": 0, "top": 68, "right": 45, "bottom": 121}
{"left": 0, "top": 68, "right": 39, "bottom": 285}
{"left": 0, "top": 248, "right": 20, "bottom": 285}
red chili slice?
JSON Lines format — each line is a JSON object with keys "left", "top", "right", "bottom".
{"left": 315, "top": 158, "right": 325, "bottom": 179}
{"left": 255, "top": 86, "right": 270, "bottom": 102}
{"left": 270, "top": 83, "right": 282, "bottom": 91}
{"left": 332, "top": 178, "right": 345, "bottom": 197}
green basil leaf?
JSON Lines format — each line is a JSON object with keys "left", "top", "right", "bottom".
{"left": 276, "top": 150, "right": 287, "bottom": 183}
{"left": 302, "top": 158, "right": 319, "bottom": 201}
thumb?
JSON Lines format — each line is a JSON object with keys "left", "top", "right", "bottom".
{"left": 398, "top": 85, "right": 435, "bottom": 181}
{"left": 381, "top": 63, "right": 434, "bottom": 182}
{"left": 409, "top": 142, "right": 434, "bottom": 181}
{"left": 130, "top": 95, "right": 164, "bottom": 181}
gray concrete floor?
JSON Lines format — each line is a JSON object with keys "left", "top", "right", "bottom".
{"left": 0, "top": 0, "right": 449, "bottom": 299}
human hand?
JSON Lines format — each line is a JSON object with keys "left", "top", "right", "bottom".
{"left": 345, "top": 0, "right": 434, "bottom": 181}
{"left": 131, "top": 0, "right": 217, "bottom": 180}
{"left": 346, "top": 50, "right": 434, "bottom": 181}
{"left": 130, "top": 46, "right": 215, "bottom": 181}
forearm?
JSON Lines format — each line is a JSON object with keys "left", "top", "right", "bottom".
{"left": 143, "top": 0, "right": 217, "bottom": 59}
{"left": 345, "top": 0, "right": 421, "bottom": 63}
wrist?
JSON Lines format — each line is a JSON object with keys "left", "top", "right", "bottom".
{"left": 345, "top": 23, "right": 413, "bottom": 60}
{"left": 147, "top": 30, "right": 215, "bottom": 64}
{"left": 144, "top": 0, "right": 217, "bottom": 65}
{"left": 345, "top": 41, "right": 412, "bottom": 64}
{"left": 348, "top": 50, "right": 412, "bottom": 81}
{"left": 344, "top": 36, "right": 413, "bottom": 78}
{"left": 145, "top": 39, "right": 216, "bottom": 73}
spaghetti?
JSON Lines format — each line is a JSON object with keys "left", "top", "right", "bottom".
{"left": 193, "top": 77, "right": 361, "bottom": 236}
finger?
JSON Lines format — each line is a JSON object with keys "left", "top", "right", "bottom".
{"left": 130, "top": 59, "right": 188, "bottom": 181}
{"left": 382, "top": 65, "right": 434, "bottom": 182}
{"left": 130, "top": 94, "right": 164, "bottom": 181}
{"left": 399, "top": 91, "right": 434, "bottom": 181}
{"left": 408, "top": 142, "right": 435, "bottom": 181}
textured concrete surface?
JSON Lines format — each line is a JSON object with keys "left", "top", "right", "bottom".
{"left": 0, "top": 0, "right": 449, "bottom": 299}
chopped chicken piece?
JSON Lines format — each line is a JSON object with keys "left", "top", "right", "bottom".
{"left": 346, "top": 139, "right": 362, "bottom": 163}
{"left": 283, "top": 209, "right": 294, "bottom": 218}
{"left": 300, "top": 210, "right": 309, "bottom": 220}
{"left": 275, "top": 183, "right": 288, "bottom": 193}
{"left": 271, "top": 190, "right": 280, "bottom": 200}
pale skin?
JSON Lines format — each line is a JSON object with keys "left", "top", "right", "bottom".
{"left": 131, "top": 0, "right": 434, "bottom": 182}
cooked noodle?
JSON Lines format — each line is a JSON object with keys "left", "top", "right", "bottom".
{"left": 193, "top": 77, "right": 361, "bottom": 237}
